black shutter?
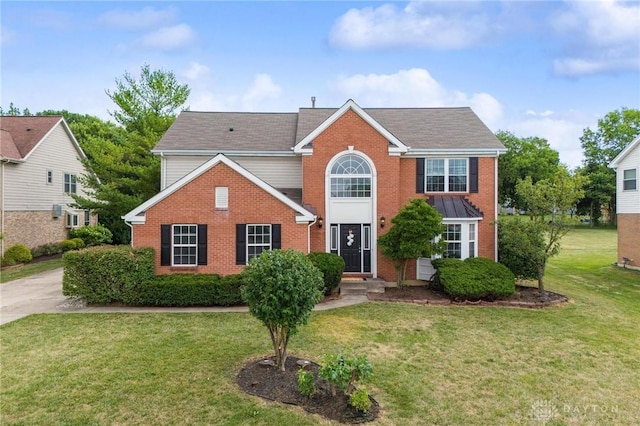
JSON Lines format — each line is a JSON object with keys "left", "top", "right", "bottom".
{"left": 469, "top": 157, "right": 479, "bottom": 193}
{"left": 160, "top": 225, "right": 171, "bottom": 266}
{"left": 272, "top": 224, "right": 281, "bottom": 249}
{"left": 236, "top": 224, "right": 246, "bottom": 265}
{"left": 416, "top": 158, "right": 425, "bottom": 193}
{"left": 197, "top": 224, "right": 207, "bottom": 265}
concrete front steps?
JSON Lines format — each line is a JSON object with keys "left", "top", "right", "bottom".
{"left": 339, "top": 278, "right": 389, "bottom": 296}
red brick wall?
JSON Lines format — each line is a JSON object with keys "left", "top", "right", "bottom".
{"left": 617, "top": 213, "right": 640, "bottom": 268}
{"left": 132, "top": 162, "right": 308, "bottom": 275}
{"left": 302, "top": 110, "right": 401, "bottom": 280}
{"left": 301, "top": 109, "right": 498, "bottom": 281}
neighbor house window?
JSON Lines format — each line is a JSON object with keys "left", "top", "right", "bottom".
{"left": 84, "top": 209, "right": 91, "bottom": 226}
{"left": 66, "top": 211, "right": 79, "bottom": 228}
{"left": 64, "top": 173, "right": 77, "bottom": 194}
{"left": 330, "top": 154, "right": 372, "bottom": 198}
{"left": 173, "top": 225, "right": 197, "bottom": 266}
{"left": 215, "top": 186, "right": 229, "bottom": 209}
{"left": 247, "top": 225, "right": 271, "bottom": 261}
{"left": 425, "top": 159, "right": 467, "bottom": 192}
{"left": 47, "top": 170, "right": 53, "bottom": 184}
{"left": 623, "top": 169, "right": 637, "bottom": 190}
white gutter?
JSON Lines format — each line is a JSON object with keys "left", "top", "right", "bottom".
{"left": 124, "top": 219, "right": 134, "bottom": 247}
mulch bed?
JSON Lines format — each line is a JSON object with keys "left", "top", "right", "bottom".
{"left": 236, "top": 356, "right": 379, "bottom": 424}
{"left": 367, "top": 284, "right": 568, "bottom": 308}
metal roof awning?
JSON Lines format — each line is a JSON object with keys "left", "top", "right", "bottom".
{"left": 427, "top": 195, "right": 483, "bottom": 219}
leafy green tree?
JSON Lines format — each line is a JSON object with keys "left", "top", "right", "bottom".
{"left": 71, "top": 65, "right": 190, "bottom": 243}
{"left": 580, "top": 108, "right": 640, "bottom": 225}
{"left": 496, "top": 130, "right": 560, "bottom": 209}
{"left": 0, "top": 103, "right": 32, "bottom": 116}
{"left": 378, "top": 199, "right": 445, "bottom": 287}
{"left": 515, "top": 169, "right": 586, "bottom": 291}
{"left": 241, "top": 249, "right": 324, "bottom": 372}
{"left": 498, "top": 218, "right": 546, "bottom": 282}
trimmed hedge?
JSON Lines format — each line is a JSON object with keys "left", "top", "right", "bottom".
{"left": 63, "top": 246, "right": 155, "bottom": 303}
{"left": 31, "top": 243, "right": 63, "bottom": 258}
{"left": 307, "top": 252, "right": 345, "bottom": 295}
{"left": 125, "top": 273, "right": 244, "bottom": 307}
{"left": 433, "top": 257, "right": 515, "bottom": 300}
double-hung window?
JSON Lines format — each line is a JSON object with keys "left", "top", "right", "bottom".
{"left": 247, "top": 225, "right": 271, "bottom": 261}
{"left": 623, "top": 169, "right": 637, "bottom": 190}
{"left": 66, "top": 211, "right": 79, "bottom": 228}
{"left": 441, "top": 222, "right": 478, "bottom": 259}
{"left": 173, "top": 225, "right": 197, "bottom": 266}
{"left": 425, "top": 159, "right": 467, "bottom": 192}
{"left": 64, "top": 173, "right": 77, "bottom": 194}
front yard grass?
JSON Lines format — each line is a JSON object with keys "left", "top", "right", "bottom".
{"left": 0, "top": 258, "right": 63, "bottom": 283}
{"left": 1, "top": 228, "right": 639, "bottom": 424}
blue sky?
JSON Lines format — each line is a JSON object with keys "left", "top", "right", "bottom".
{"left": 2, "top": 1, "right": 639, "bottom": 168}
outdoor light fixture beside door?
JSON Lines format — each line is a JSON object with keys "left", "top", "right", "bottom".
{"left": 317, "top": 216, "right": 323, "bottom": 228}
{"left": 380, "top": 216, "right": 386, "bottom": 228}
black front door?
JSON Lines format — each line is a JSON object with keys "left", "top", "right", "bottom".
{"left": 340, "top": 224, "right": 361, "bottom": 272}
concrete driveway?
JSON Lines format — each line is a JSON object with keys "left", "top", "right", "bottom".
{"left": 0, "top": 268, "right": 67, "bottom": 325}
{"left": 0, "top": 268, "right": 368, "bottom": 326}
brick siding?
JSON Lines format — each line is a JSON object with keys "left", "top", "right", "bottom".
{"left": 617, "top": 213, "right": 640, "bottom": 269}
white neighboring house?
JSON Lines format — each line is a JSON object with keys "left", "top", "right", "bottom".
{"left": 0, "top": 116, "right": 95, "bottom": 254}
{"left": 609, "top": 135, "right": 640, "bottom": 270}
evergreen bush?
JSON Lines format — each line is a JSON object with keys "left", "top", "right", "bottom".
{"left": 307, "top": 252, "right": 345, "bottom": 295}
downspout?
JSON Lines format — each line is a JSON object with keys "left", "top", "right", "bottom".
{"left": 307, "top": 216, "right": 318, "bottom": 254}
{"left": 124, "top": 219, "right": 134, "bottom": 247}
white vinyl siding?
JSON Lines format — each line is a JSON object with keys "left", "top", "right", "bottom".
{"left": 2, "top": 123, "right": 88, "bottom": 211}
{"left": 616, "top": 145, "right": 640, "bottom": 214}
{"left": 163, "top": 155, "right": 302, "bottom": 190}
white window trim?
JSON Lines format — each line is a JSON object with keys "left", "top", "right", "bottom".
{"left": 66, "top": 211, "right": 79, "bottom": 228}
{"left": 172, "top": 224, "right": 198, "bottom": 267}
{"left": 84, "top": 209, "right": 91, "bottom": 226}
{"left": 246, "top": 224, "right": 272, "bottom": 263}
{"left": 425, "top": 158, "right": 469, "bottom": 193}
{"left": 330, "top": 154, "right": 372, "bottom": 198}
{"left": 435, "top": 220, "right": 479, "bottom": 260}
{"left": 622, "top": 168, "right": 637, "bottom": 191}
{"left": 64, "top": 173, "right": 77, "bottom": 194}
{"left": 330, "top": 225, "right": 338, "bottom": 251}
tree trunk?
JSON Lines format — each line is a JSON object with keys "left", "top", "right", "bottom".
{"left": 537, "top": 265, "right": 545, "bottom": 292}
{"left": 269, "top": 326, "right": 290, "bottom": 371}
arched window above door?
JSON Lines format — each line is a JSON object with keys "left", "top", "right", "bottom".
{"left": 330, "top": 154, "right": 372, "bottom": 198}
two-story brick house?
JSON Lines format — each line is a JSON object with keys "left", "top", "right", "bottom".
{"left": 124, "top": 100, "right": 505, "bottom": 281}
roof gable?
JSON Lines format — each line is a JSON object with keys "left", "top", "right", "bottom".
{"left": 123, "top": 154, "right": 315, "bottom": 224}
{"left": 610, "top": 135, "right": 640, "bottom": 168}
{"left": 293, "top": 99, "right": 408, "bottom": 154}
{"left": 0, "top": 116, "right": 87, "bottom": 162}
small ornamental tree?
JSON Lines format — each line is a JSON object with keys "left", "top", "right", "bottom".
{"left": 498, "top": 218, "right": 546, "bottom": 283}
{"left": 241, "top": 249, "right": 324, "bottom": 371}
{"left": 378, "top": 199, "right": 445, "bottom": 287}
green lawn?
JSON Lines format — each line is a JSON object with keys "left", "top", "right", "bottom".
{"left": 0, "top": 258, "right": 63, "bottom": 283}
{"left": 1, "top": 228, "right": 639, "bottom": 425}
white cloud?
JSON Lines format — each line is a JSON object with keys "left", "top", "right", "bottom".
{"left": 505, "top": 110, "right": 598, "bottom": 169}
{"left": 329, "top": 2, "right": 498, "bottom": 50}
{"left": 329, "top": 68, "right": 503, "bottom": 128}
{"left": 241, "top": 74, "right": 282, "bottom": 111}
{"left": 98, "top": 7, "right": 177, "bottom": 31}
{"left": 551, "top": 1, "right": 640, "bottom": 76}
{"left": 136, "top": 24, "right": 197, "bottom": 51}
{"left": 182, "top": 62, "right": 210, "bottom": 81}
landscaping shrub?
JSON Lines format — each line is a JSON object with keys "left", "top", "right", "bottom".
{"left": 349, "top": 388, "right": 372, "bottom": 413}
{"left": 3, "top": 244, "right": 33, "bottom": 265}
{"left": 71, "top": 238, "right": 85, "bottom": 249}
{"left": 319, "top": 351, "right": 373, "bottom": 397}
{"left": 59, "top": 239, "right": 78, "bottom": 252}
{"left": 31, "top": 243, "right": 63, "bottom": 258}
{"left": 307, "top": 252, "right": 345, "bottom": 295}
{"left": 434, "top": 257, "right": 515, "bottom": 300}
{"left": 125, "top": 273, "right": 246, "bottom": 307}
{"left": 297, "top": 369, "right": 316, "bottom": 397}
{"left": 69, "top": 225, "right": 113, "bottom": 246}
{"left": 63, "top": 246, "right": 155, "bottom": 303}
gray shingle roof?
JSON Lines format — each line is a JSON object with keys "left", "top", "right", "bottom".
{"left": 155, "top": 112, "right": 298, "bottom": 152}
{"left": 154, "top": 105, "right": 503, "bottom": 152}
{"left": 427, "top": 195, "right": 483, "bottom": 219}
{"left": 0, "top": 116, "right": 62, "bottom": 160}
